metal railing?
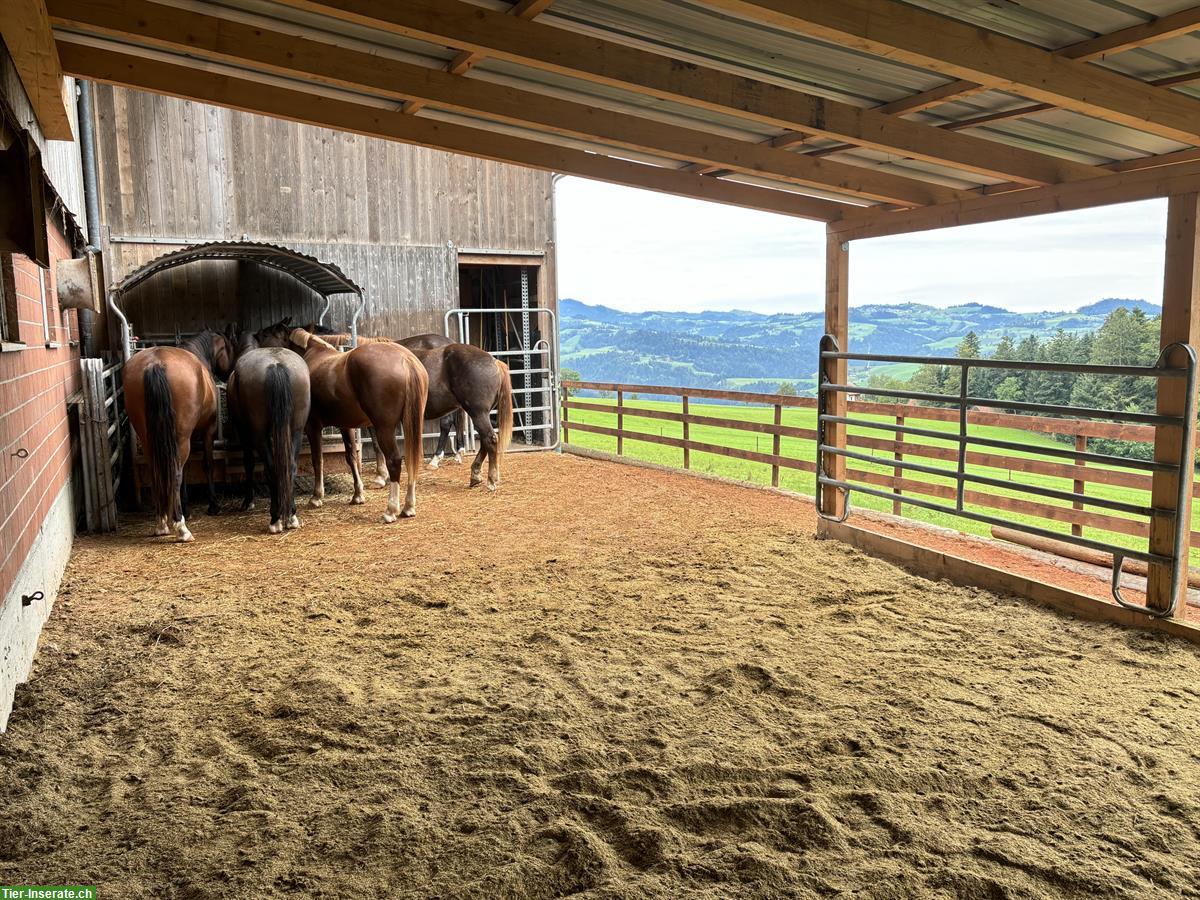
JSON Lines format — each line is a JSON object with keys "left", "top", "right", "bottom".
{"left": 816, "top": 334, "right": 1198, "bottom": 617}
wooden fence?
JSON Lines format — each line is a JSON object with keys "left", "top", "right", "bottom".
{"left": 561, "top": 380, "right": 1200, "bottom": 553}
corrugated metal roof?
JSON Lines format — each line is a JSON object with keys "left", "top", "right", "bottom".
{"left": 56, "top": 0, "right": 1200, "bottom": 211}
{"left": 110, "top": 241, "right": 364, "bottom": 297}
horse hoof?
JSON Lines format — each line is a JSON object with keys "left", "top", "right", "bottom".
{"left": 453, "top": 452, "right": 464, "bottom": 465}
{"left": 176, "top": 530, "right": 194, "bottom": 543}
{"left": 268, "top": 521, "right": 283, "bottom": 534}
{"left": 469, "top": 476, "right": 483, "bottom": 488}
{"left": 428, "top": 457, "right": 440, "bottom": 470}
{"left": 351, "top": 494, "right": 366, "bottom": 506}
{"left": 242, "top": 501, "right": 256, "bottom": 512}
{"left": 487, "top": 482, "right": 498, "bottom": 492}
{"left": 309, "top": 498, "right": 323, "bottom": 508}
{"left": 371, "top": 477, "right": 387, "bottom": 488}
{"left": 400, "top": 507, "right": 416, "bottom": 518}
{"left": 381, "top": 512, "right": 397, "bottom": 524}
{"left": 286, "top": 515, "right": 301, "bottom": 530}
{"left": 153, "top": 526, "right": 170, "bottom": 537}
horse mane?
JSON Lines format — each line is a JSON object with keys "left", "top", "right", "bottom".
{"left": 294, "top": 329, "right": 340, "bottom": 352}
{"left": 180, "top": 328, "right": 216, "bottom": 363}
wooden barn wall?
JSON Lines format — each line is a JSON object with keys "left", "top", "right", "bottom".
{"left": 92, "top": 85, "right": 553, "bottom": 343}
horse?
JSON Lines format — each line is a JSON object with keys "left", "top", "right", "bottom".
{"left": 122, "top": 328, "right": 234, "bottom": 542}
{"left": 299, "top": 324, "right": 464, "bottom": 469}
{"left": 300, "top": 327, "right": 509, "bottom": 489}
{"left": 225, "top": 329, "right": 311, "bottom": 534}
{"left": 254, "top": 324, "right": 428, "bottom": 522}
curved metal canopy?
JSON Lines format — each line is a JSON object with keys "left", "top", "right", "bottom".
{"left": 109, "top": 240, "right": 363, "bottom": 297}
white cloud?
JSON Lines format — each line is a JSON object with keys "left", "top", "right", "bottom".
{"left": 555, "top": 176, "right": 1168, "bottom": 314}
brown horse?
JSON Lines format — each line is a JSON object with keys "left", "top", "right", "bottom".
{"left": 123, "top": 329, "right": 234, "bottom": 542}
{"left": 306, "top": 328, "right": 511, "bottom": 490}
{"left": 255, "top": 324, "right": 428, "bottom": 522}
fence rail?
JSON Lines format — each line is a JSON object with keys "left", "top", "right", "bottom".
{"left": 561, "top": 374, "right": 1200, "bottom": 614}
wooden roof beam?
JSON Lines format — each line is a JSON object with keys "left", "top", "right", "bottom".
{"left": 0, "top": 0, "right": 73, "bottom": 139}
{"left": 48, "top": 0, "right": 962, "bottom": 206}
{"left": 699, "top": 0, "right": 1200, "bottom": 146}
{"left": 267, "top": 0, "right": 1104, "bottom": 187}
{"left": 54, "top": 40, "right": 849, "bottom": 222}
{"left": 403, "top": 0, "right": 555, "bottom": 116}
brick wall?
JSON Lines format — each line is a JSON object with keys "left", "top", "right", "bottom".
{"left": 0, "top": 215, "right": 82, "bottom": 602}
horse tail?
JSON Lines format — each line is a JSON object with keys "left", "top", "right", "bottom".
{"left": 404, "top": 358, "right": 427, "bottom": 483}
{"left": 265, "top": 363, "right": 294, "bottom": 520}
{"left": 143, "top": 364, "right": 180, "bottom": 522}
{"left": 495, "top": 360, "right": 513, "bottom": 459}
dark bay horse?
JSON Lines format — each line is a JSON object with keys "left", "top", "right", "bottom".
{"left": 123, "top": 329, "right": 233, "bottom": 542}
{"left": 306, "top": 329, "right": 511, "bottom": 490}
{"left": 226, "top": 331, "right": 311, "bottom": 534}
{"left": 255, "top": 325, "right": 428, "bottom": 522}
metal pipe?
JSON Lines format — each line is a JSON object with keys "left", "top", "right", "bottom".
{"left": 348, "top": 290, "right": 364, "bottom": 348}
{"left": 817, "top": 475, "right": 1172, "bottom": 568}
{"left": 821, "top": 349, "right": 1188, "bottom": 378}
{"left": 817, "top": 414, "right": 1176, "bottom": 473}
{"left": 76, "top": 79, "right": 102, "bottom": 356}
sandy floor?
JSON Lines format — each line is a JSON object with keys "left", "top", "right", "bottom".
{"left": 3, "top": 453, "right": 1200, "bottom": 898}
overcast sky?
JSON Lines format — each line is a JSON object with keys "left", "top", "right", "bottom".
{"left": 555, "top": 176, "right": 1169, "bottom": 315}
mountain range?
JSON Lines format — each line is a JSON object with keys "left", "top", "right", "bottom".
{"left": 559, "top": 297, "right": 1162, "bottom": 394}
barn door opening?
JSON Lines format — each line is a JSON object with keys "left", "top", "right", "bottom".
{"left": 451, "top": 260, "right": 558, "bottom": 449}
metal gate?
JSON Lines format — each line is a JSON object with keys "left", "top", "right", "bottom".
{"left": 445, "top": 306, "right": 560, "bottom": 451}
{"left": 815, "top": 334, "right": 1198, "bottom": 618}
{"left": 78, "top": 356, "right": 126, "bottom": 532}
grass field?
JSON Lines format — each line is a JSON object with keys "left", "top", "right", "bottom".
{"left": 562, "top": 395, "right": 1200, "bottom": 565}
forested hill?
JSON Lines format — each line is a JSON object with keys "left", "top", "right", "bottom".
{"left": 559, "top": 297, "right": 1162, "bottom": 393}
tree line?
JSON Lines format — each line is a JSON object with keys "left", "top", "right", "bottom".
{"left": 864, "top": 307, "right": 1163, "bottom": 459}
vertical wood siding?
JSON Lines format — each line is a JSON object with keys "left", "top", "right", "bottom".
{"left": 93, "top": 85, "right": 555, "bottom": 341}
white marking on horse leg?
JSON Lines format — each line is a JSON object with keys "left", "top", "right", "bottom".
{"left": 372, "top": 455, "right": 389, "bottom": 488}
{"left": 382, "top": 481, "right": 400, "bottom": 523}
{"left": 154, "top": 516, "right": 169, "bottom": 536}
{"left": 174, "top": 517, "right": 194, "bottom": 543}
{"left": 401, "top": 480, "right": 417, "bottom": 517}
{"left": 268, "top": 520, "right": 283, "bottom": 534}
{"left": 286, "top": 514, "right": 301, "bottom": 530}
{"left": 428, "top": 451, "right": 442, "bottom": 469}
{"left": 453, "top": 449, "right": 464, "bottom": 465}
{"left": 309, "top": 497, "right": 323, "bottom": 508}
{"left": 310, "top": 479, "right": 325, "bottom": 507}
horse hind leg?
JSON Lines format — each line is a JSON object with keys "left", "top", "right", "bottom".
{"left": 468, "top": 411, "right": 498, "bottom": 491}
{"left": 369, "top": 426, "right": 389, "bottom": 488}
{"left": 173, "top": 440, "right": 195, "bottom": 542}
{"left": 342, "top": 428, "right": 366, "bottom": 505}
{"left": 375, "top": 426, "right": 408, "bottom": 523}
{"left": 430, "top": 415, "right": 453, "bottom": 468}
{"left": 286, "top": 428, "right": 303, "bottom": 529}
{"left": 203, "top": 422, "right": 219, "bottom": 515}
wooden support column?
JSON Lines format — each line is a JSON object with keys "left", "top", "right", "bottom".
{"left": 1149, "top": 192, "right": 1200, "bottom": 614}
{"left": 616, "top": 388, "right": 625, "bottom": 456}
{"left": 682, "top": 394, "right": 691, "bottom": 470}
{"left": 820, "top": 228, "right": 849, "bottom": 517}
{"left": 1072, "top": 434, "right": 1087, "bottom": 538}
{"left": 772, "top": 403, "right": 782, "bottom": 487}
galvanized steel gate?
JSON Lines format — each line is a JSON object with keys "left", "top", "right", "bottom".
{"left": 815, "top": 334, "right": 1198, "bottom": 618}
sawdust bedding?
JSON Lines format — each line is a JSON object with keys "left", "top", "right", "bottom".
{"left": 2, "top": 453, "right": 1199, "bottom": 898}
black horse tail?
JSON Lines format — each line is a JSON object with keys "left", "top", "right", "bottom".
{"left": 265, "top": 363, "right": 295, "bottom": 521}
{"left": 143, "top": 364, "right": 180, "bottom": 523}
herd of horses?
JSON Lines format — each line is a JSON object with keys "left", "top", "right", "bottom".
{"left": 122, "top": 320, "right": 514, "bottom": 541}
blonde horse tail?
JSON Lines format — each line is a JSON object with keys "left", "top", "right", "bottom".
{"left": 143, "top": 364, "right": 180, "bottom": 523}
{"left": 495, "top": 360, "right": 513, "bottom": 460}
{"left": 405, "top": 359, "right": 427, "bottom": 486}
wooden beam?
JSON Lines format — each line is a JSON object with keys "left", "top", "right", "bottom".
{"left": 830, "top": 159, "right": 1200, "bottom": 241}
{"left": 49, "top": 0, "right": 963, "bottom": 207}
{"left": 0, "top": 0, "right": 72, "bottom": 139}
{"left": 701, "top": 0, "right": 1200, "bottom": 146}
{"left": 270, "top": 0, "right": 1103, "bottom": 187}
{"left": 1148, "top": 192, "right": 1200, "bottom": 614}
{"left": 54, "top": 40, "right": 846, "bottom": 222}
{"left": 403, "top": 0, "right": 555, "bottom": 115}
{"left": 820, "top": 228, "right": 848, "bottom": 518}
{"left": 1063, "top": 7, "right": 1200, "bottom": 62}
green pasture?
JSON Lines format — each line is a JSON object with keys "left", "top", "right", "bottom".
{"left": 562, "top": 395, "right": 1200, "bottom": 566}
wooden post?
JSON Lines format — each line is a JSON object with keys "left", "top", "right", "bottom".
{"left": 820, "top": 229, "right": 850, "bottom": 517}
{"left": 561, "top": 385, "right": 569, "bottom": 444}
{"left": 682, "top": 394, "right": 691, "bottom": 469}
{"left": 1072, "top": 434, "right": 1087, "bottom": 537}
{"left": 1149, "top": 192, "right": 1200, "bottom": 615}
{"left": 893, "top": 412, "right": 904, "bottom": 515}
{"left": 616, "top": 388, "right": 624, "bottom": 456}
{"left": 772, "top": 403, "right": 782, "bottom": 487}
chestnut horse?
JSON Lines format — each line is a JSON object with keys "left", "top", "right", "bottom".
{"left": 255, "top": 325, "right": 427, "bottom": 522}
{"left": 300, "top": 325, "right": 464, "bottom": 469}
{"left": 123, "top": 329, "right": 234, "bottom": 542}
{"left": 226, "top": 329, "right": 312, "bottom": 534}
{"left": 304, "top": 328, "right": 511, "bottom": 490}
